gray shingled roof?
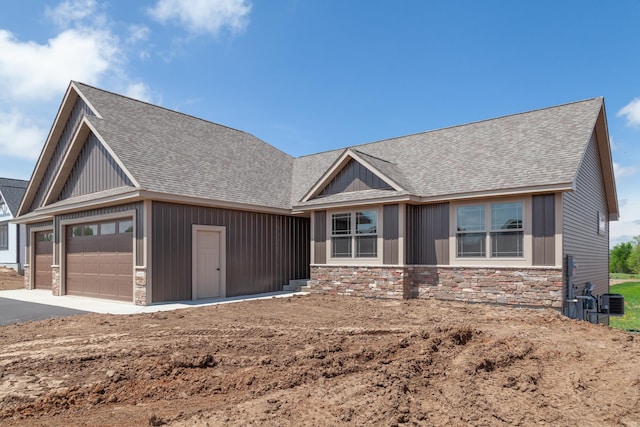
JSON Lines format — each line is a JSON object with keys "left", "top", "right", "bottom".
{"left": 291, "top": 98, "right": 603, "bottom": 207}
{"left": 69, "top": 83, "right": 603, "bottom": 212}
{"left": 75, "top": 83, "right": 295, "bottom": 211}
{"left": 0, "top": 178, "right": 28, "bottom": 217}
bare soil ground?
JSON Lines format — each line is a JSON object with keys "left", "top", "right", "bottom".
{"left": 0, "top": 268, "right": 23, "bottom": 291}
{"left": 1, "top": 293, "right": 639, "bottom": 426}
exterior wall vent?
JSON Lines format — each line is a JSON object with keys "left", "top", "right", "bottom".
{"left": 600, "top": 294, "right": 624, "bottom": 316}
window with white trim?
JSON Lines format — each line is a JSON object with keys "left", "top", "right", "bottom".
{"left": 456, "top": 202, "right": 523, "bottom": 258}
{"left": 0, "top": 222, "right": 8, "bottom": 250}
{"left": 331, "top": 210, "right": 378, "bottom": 258}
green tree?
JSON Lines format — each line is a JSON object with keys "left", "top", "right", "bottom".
{"left": 610, "top": 241, "right": 633, "bottom": 273}
{"left": 628, "top": 236, "right": 640, "bottom": 274}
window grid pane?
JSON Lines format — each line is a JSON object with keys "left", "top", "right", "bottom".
{"left": 356, "top": 211, "right": 377, "bottom": 235}
{"left": 332, "top": 213, "right": 351, "bottom": 235}
{"left": 457, "top": 205, "right": 485, "bottom": 232}
{"left": 355, "top": 236, "right": 377, "bottom": 257}
{"left": 491, "top": 231, "right": 524, "bottom": 257}
{"left": 457, "top": 232, "right": 486, "bottom": 257}
{"left": 491, "top": 202, "right": 523, "bottom": 230}
{"left": 331, "top": 236, "right": 352, "bottom": 258}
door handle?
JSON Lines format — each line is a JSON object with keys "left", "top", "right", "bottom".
{"left": 216, "top": 268, "right": 220, "bottom": 271}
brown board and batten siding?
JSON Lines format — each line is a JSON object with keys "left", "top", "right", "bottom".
{"left": 151, "top": 201, "right": 310, "bottom": 302}
{"left": 29, "top": 99, "right": 93, "bottom": 212}
{"left": 563, "top": 132, "right": 609, "bottom": 298}
{"left": 54, "top": 202, "right": 144, "bottom": 265}
{"left": 405, "top": 203, "right": 449, "bottom": 265}
{"left": 383, "top": 204, "right": 399, "bottom": 264}
{"left": 57, "top": 133, "right": 133, "bottom": 200}
{"left": 319, "top": 159, "right": 392, "bottom": 197}
{"left": 532, "top": 194, "right": 556, "bottom": 266}
{"left": 313, "top": 211, "right": 326, "bottom": 264}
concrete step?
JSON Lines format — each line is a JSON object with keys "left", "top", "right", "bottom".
{"left": 283, "top": 279, "right": 310, "bottom": 292}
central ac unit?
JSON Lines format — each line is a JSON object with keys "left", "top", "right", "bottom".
{"left": 600, "top": 293, "right": 624, "bottom": 316}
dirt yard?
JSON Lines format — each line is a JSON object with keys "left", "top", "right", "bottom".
{"left": 1, "top": 290, "right": 640, "bottom": 426}
{"left": 0, "top": 268, "right": 24, "bottom": 291}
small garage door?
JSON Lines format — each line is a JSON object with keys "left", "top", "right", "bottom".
{"left": 34, "top": 231, "right": 53, "bottom": 289}
{"left": 66, "top": 219, "right": 133, "bottom": 301}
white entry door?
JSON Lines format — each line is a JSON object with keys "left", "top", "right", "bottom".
{"left": 193, "top": 226, "right": 225, "bottom": 299}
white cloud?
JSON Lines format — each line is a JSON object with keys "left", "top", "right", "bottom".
{"left": 613, "top": 161, "right": 637, "bottom": 179}
{"left": 0, "top": 28, "right": 120, "bottom": 102}
{"left": 0, "top": 110, "right": 46, "bottom": 160}
{"left": 45, "top": 0, "right": 98, "bottom": 28}
{"left": 148, "top": 0, "right": 251, "bottom": 36}
{"left": 124, "top": 82, "right": 153, "bottom": 103}
{"left": 618, "top": 98, "right": 640, "bottom": 127}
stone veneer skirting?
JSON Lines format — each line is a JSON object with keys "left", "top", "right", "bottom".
{"left": 309, "top": 265, "right": 563, "bottom": 308}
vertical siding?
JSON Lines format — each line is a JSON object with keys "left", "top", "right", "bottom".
{"left": 314, "top": 210, "right": 326, "bottom": 264}
{"left": 532, "top": 194, "right": 556, "bottom": 266}
{"left": 383, "top": 204, "right": 399, "bottom": 264}
{"left": 319, "top": 159, "right": 392, "bottom": 197}
{"left": 58, "top": 133, "right": 133, "bottom": 200}
{"left": 151, "top": 202, "right": 310, "bottom": 302}
{"left": 563, "top": 132, "right": 609, "bottom": 299}
{"left": 406, "top": 203, "right": 450, "bottom": 265}
{"left": 30, "top": 99, "right": 93, "bottom": 211}
{"left": 54, "top": 203, "right": 144, "bottom": 265}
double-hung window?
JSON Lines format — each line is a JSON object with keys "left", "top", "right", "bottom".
{"left": 331, "top": 210, "right": 378, "bottom": 258}
{"left": 0, "top": 222, "right": 8, "bottom": 251}
{"left": 456, "top": 202, "right": 523, "bottom": 258}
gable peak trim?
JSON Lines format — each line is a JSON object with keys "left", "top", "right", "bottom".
{"left": 300, "top": 148, "right": 405, "bottom": 203}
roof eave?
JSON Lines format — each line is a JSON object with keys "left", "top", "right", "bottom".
{"left": 139, "top": 190, "right": 294, "bottom": 216}
{"left": 12, "top": 188, "right": 143, "bottom": 223}
{"left": 594, "top": 102, "right": 619, "bottom": 221}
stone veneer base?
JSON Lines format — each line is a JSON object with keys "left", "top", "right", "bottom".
{"left": 134, "top": 267, "right": 148, "bottom": 306}
{"left": 309, "top": 265, "right": 563, "bottom": 308}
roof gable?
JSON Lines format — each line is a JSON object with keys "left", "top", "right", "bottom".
{"left": 73, "top": 82, "right": 295, "bottom": 211}
{"left": 18, "top": 87, "right": 98, "bottom": 215}
{"left": 0, "top": 178, "right": 28, "bottom": 218}
{"left": 317, "top": 158, "right": 393, "bottom": 197}
{"left": 54, "top": 132, "right": 134, "bottom": 202}
{"left": 300, "top": 148, "right": 406, "bottom": 203}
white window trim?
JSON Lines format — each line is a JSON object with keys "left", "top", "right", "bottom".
{"left": 449, "top": 196, "right": 533, "bottom": 267}
{"left": 0, "top": 221, "right": 8, "bottom": 251}
{"left": 326, "top": 207, "right": 384, "bottom": 265}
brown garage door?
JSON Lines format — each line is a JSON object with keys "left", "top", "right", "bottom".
{"left": 66, "top": 219, "right": 133, "bottom": 301}
{"left": 34, "top": 231, "right": 53, "bottom": 289}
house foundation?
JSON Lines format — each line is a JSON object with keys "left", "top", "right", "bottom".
{"left": 309, "top": 265, "right": 563, "bottom": 308}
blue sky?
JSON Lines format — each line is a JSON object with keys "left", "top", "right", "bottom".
{"left": 0, "top": 0, "right": 638, "bottom": 245}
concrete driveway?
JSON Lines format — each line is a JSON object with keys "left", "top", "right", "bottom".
{"left": 0, "top": 289, "right": 306, "bottom": 325}
{"left": 0, "top": 297, "right": 89, "bottom": 326}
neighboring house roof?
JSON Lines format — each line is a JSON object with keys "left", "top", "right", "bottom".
{"left": 16, "top": 82, "right": 618, "bottom": 221}
{"left": 0, "top": 178, "right": 28, "bottom": 217}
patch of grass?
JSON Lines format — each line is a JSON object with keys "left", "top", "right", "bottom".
{"left": 609, "top": 281, "right": 640, "bottom": 331}
{"left": 610, "top": 273, "right": 640, "bottom": 280}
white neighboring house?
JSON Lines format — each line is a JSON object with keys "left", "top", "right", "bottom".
{"left": 0, "top": 178, "right": 28, "bottom": 274}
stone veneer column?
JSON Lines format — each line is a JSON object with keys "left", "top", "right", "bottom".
{"left": 51, "top": 266, "right": 61, "bottom": 296}
{"left": 134, "top": 267, "right": 148, "bottom": 306}
{"left": 23, "top": 265, "right": 31, "bottom": 289}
